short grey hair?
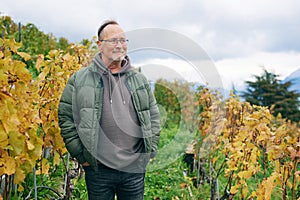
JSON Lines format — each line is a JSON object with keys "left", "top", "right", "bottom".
{"left": 97, "top": 20, "right": 119, "bottom": 40}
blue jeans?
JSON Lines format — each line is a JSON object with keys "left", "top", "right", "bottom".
{"left": 84, "top": 163, "right": 145, "bottom": 200}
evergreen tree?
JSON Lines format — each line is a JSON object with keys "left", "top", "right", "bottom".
{"left": 241, "top": 69, "right": 300, "bottom": 122}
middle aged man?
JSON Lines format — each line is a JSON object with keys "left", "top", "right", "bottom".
{"left": 58, "top": 20, "right": 161, "bottom": 200}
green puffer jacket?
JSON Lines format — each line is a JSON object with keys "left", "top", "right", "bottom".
{"left": 58, "top": 62, "right": 160, "bottom": 170}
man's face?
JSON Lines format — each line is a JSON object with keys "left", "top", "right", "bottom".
{"left": 98, "top": 24, "right": 127, "bottom": 64}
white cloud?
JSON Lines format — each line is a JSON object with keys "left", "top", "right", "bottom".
{"left": 1, "top": 0, "right": 112, "bottom": 41}
{"left": 134, "top": 58, "right": 206, "bottom": 83}
{"left": 1, "top": 0, "right": 300, "bottom": 92}
{"left": 200, "top": 0, "right": 300, "bottom": 20}
{"left": 187, "top": 0, "right": 300, "bottom": 59}
{"left": 2, "top": 0, "right": 300, "bottom": 55}
{"left": 215, "top": 51, "right": 300, "bottom": 91}
{"left": 128, "top": 51, "right": 300, "bottom": 94}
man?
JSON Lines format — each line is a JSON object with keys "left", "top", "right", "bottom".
{"left": 58, "top": 20, "right": 160, "bottom": 200}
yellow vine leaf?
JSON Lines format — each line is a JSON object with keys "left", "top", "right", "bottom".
{"left": 242, "top": 186, "right": 248, "bottom": 199}
{"left": 53, "top": 151, "right": 61, "bottom": 166}
{"left": 14, "top": 168, "right": 26, "bottom": 185}
{"left": 11, "top": 60, "right": 28, "bottom": 76}
{"left": 31, "top": 142, "right": 43, "bottom": 158}
{"left": 3, "top": 156, "right": 16, "bottom": 175}
{"left": 17, "top": 184, "right": 24, "bottom": 192}
{"left": 47, "top": 49, "right": 60, "bottom": 59}
{"left": 35, "top": 54, "right": 44, "bottom": 73}
{"left": 238, "top": 170, "right": 253, "bottom": 179}
{"left": 8, "top": 131, "right": 25, "bottom": 155}
{"left": 0, "top": 163, "right": 3, "bottom": 176}
{"left": 212, "top": 156, "right": 218, "bottom": 164}
{"left": 26, "top": 139, "right": 35, "bottom": 151}
{"left": 41, "top": 158, "right": 50, "bottom": 175}
{"left": 37, "top": 66, "right": 48, "bottom": 81}
{"left": 16, "top": 52, "right": 31, "bottom": 61}
{"left": 0, "top": 130, "right": 8, "bottom": 148}
{"left": 264, "top": 173, "right": 277, "bottom": 199}
{"left": 7, "top": 39, "right": 22, "bottom": 53}
{"left": 0, "top": 72, "right": 8, "bottom": 87}
{"left": 230, "top": 184, "right": 241, "bottom": 195}
{"left": 0, "top": 103, "right": 20, "bottom": 134}
{"left": 251, "top": 191, "right": 257, "bottom": 199}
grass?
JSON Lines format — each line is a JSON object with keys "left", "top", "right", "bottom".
{"left": 144, "top": 126, "right": 200, "bottom": 200}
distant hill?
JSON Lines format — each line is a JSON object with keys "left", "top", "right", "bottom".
{"left": 284, "top": 68, "right": 300, "bottom": 93}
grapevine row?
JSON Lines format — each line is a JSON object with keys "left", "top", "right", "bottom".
{"left": 0, "top": 38, "right": 94, "bottom": 198}
{"left": 194, "top": 89, "right": 300, "bottom": 199}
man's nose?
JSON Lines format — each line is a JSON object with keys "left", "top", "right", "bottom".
{"left": 115, "top": 41, "right": 123, "bottom": 47}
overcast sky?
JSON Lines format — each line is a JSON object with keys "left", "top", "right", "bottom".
{"left": 1, "top": 0, "right": 300, "bottom": 92}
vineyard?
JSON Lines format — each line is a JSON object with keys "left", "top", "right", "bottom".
{"left": 153, "top": 78, "right": 300, "bottom": 199}
{"left": 0, "top": 20, "right": 300, "bottom": 199}
{"left": 0, "top": 37, "right": 95, "bottom": 199}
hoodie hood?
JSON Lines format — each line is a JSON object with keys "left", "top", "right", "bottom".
{"left": 91, "top": 52, "right": 133, "bottom": 104}
{"left": 91, "top": 52, "right": 133, "bottom": 75}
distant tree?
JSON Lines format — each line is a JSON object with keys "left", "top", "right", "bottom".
{"left": 1, "top": 16, "right": 75, "bottom": 78}
{"left": 231, "top": 83, "right": 238, "bottom": 96}
{"left": 57, "top": 37, "right": 69, "bottom": 50}
{"left": 0, "top": 16, "right": 18, "bottom": 38}
{"left": 154, "top": 79, "right": 181, "bottom": 128}
{"left": 154, "top": 79, "right": 199, "bottom": 129}
{"left": 20, "top": 23, "right": 56, "bottom": 55}
{"left": 241, "top": 69, "right": 300, "bottom": 122}
{"left": 1, "top": 16, "right": 72, "bottom": 55}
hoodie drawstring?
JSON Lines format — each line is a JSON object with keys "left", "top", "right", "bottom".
{"left": 108, "top": 71, "right": 112, "bottom": 104}
{"left": 92, "top": 53, "right": 129, "bottom": 105}
{"left": 107, "top": 70, "right": 126, "bottom": 105}
{"left": 118, "top": 73, "right": 126, "bottom": 105}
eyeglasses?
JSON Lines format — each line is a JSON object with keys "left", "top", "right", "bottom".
{"left": 100, "top": 38, "right": 129, "bottom": 45}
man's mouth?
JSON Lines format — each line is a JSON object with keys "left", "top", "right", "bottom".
{"left": 113, "top": 51, "right": 124, "bottom": 54}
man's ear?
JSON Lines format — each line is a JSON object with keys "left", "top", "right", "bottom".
{"left": 97, "top": 41, "right": 103, "bottom": 52}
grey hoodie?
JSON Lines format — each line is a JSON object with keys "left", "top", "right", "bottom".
{"left": 93, "top": 53, "right": 145, "bottom": 171}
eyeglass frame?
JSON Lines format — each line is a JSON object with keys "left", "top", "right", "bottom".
{"left": 99, "top": 38, "right": 129, "bottom": 45}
